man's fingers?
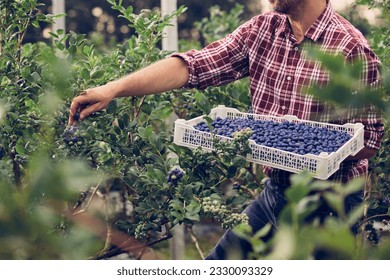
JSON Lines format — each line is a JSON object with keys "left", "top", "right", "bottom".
{"left": 68, "top": 89, "right": 109, "bottom": 124}
{"left": 70, "top": 94, "right": 91, "bottom": 113}
{"left": 68, "top": 91, "right": 95, "bottom": 124}
{"left": 79, "top": 103, "right": 102, "bottom": 120}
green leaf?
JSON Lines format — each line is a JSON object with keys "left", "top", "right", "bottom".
{"left": 80, "top": 68, "right": 90, "bottom": 80}
{"left": 185, "top": 201, "right": 201, "bottom": 221}
{"left": 343, "top": 178, "right": 365, "bottom": 196}
{"left": 138, "top": 125, "right": 153, "bottom": 139}
{"left": 285, "top": 184, "right": 310, "bottom": 203}
{"left": 232, "top": 156, "right": 246, "bottom": 167}
{"left": 83, "top": 45, "right": 92, "bottom": 56}
{"left": 181, "top": 185, "right": 193, "bottom": 200}
{"left": 15, "top": 141, "right": 27, "bottom": 155}
{"left": 91, "top": 69, "right": 105, "bottom": 79}
{"left": 185, "top": 213, "right": 199, "bottom": 222}
{"left": 323, "top": 192, "right": 344, "bottom": 217}
{"left": 347, "top": 203, "right": 365, "bottom": 227}
{"left": 114, "top": 125, "right": 121, "bottom": 135}
{"left": 117, "top": 119, "right": 125, "bottom": 130}
{"left": 141, "top": 103, "right": 152, "bottom": 115}
{"left": 230, "top": 195, "right": 247, "bottom": 205}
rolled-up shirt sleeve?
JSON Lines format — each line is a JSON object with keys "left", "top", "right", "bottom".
{"left": 345, "top": 44, "right": 385, "bottom": 150}
{"left": 171, "top": 19, "right": 252, "bottom": 90}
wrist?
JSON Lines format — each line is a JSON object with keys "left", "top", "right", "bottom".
{"left": 105, "top": 80, "right": 126, "bottom": 99}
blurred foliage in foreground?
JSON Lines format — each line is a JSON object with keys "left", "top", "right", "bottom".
{"left": 0, "top": 0, "right": 389, "bottom": 259}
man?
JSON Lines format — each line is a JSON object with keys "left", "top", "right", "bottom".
{"left": 69, "top": 0, "right": 384, "bottom": 259}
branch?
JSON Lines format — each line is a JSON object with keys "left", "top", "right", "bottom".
{"left": 17, "top": 9, "right": 33, "bottom": 64}
{"left": 73, "top": 178, "right": 104, "bottom": 216}
{"left": 100, "top": 186, "right": 112, "bottom": 255}
{"left": 135, "top": 95, "right": 147, "bottom": 118}
{"left": 188, "top": 226, "right": 205, "bottom": 259}
{"left": 68, "top": 210, "right": 147, "bottom": 260}
{"left": 244, "top": 166, "right": 262, "bottom": 194}
{"left": 358, "top": 214, "right": 390, "bottom": 229}
{"left": 96, "top": 231, "right": 174, "bottom": 260}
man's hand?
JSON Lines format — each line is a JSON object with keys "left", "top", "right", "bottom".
{"left": 68, "top": 83, "right": 116, "bottom": 125}
{"left": 68, "top": 57, "right": 189, "bottom": 125}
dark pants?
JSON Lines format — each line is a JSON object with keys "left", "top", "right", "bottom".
{"left": 205, "top": 178, "right": 363, "bottom": 260}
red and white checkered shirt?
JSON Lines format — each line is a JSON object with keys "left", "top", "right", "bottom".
{"left": 173, "top": 1, "right": 384, "bottom": 185}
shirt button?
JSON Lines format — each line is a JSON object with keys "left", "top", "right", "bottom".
{"left": 281, "top": 105, "right": 286, "bottom": 110}
{"left": 294, "top": 46, "right": 299, "bottom": 51}
{"left": 287, "top": 76, "right": 292, "bottom": 81}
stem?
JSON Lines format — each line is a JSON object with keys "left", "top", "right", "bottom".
{"left": 94, "top": 232, "right": 173, "bottom": 260}
{"left": 244, "top": 166, "right": 263, "bottom": 189}
{"left": 188, "top": 226, "right": 205, "bottom": 259}
{"left": 220, "top": 90, "right": 248, "bottom": 108}
{"left": 357, "top": 214, "right": 390, "bottom": 229}
{"left": 119, "top": 178, "right": 138, "bottom": 194}
{"left": 17, "top": 10, "right": 33, "bottom": 64}
{"left": 100, "top": 184, "right": 112, "bottom": 255}
{"left": 210, "top": 177, "right": 226, "bottom": 190}
{"left": 72, "top": 178, "right": 104, "bottom": 216}
{"left": 135, "top": 95, "right": 147, "bottom": 118}
{"left": 131, "top": 96, "right": 137, "bottom": 119}
{"left": 12, "top": 155, "right": 22, "bottom": 189}
{"left": 360, "top": 173, "right": 372, "bottom": 249}
{"left": 9, "top": 146, "right": 22, "bottom": 189}
{"left": 0, "top": 32, "right": 3, "bottom": 56}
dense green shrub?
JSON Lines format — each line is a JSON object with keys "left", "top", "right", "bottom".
{"left": 0, "top": 0, "right": 388, "bottom": 260}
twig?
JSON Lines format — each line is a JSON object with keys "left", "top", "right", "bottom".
{"left": 135, "top": 95, "right": 147, "bottom": 118}
{"left": 17, "top": 9, "right": 33, "bottom": 64}
{"left": 68, "top": 210, "right": 146, "bottom": 260}
{"left": 357, "top": 214, "right": 390, "bottom": 229}
{"left": 94, "top": 233, "right": 174, "bottom": 260}
{"left": 188, "top": 226, "right": 205, "bottom": 259}
{"left": 131, "top": 96, "right": 137, "bottom": 119}
{"left": 360, "top": 173, "right": 372, "bottom": 248}
{"left": 100, "top": 186, "right": 112, "bottom": 255}
{"left": 244, "top": 166, "right": 262, "bottom": 194}
{"left": 93, "top": 247, "right": 124, "bottom": 260}
{"left": 73, "top": 178, "right": 104, "bottom": 216}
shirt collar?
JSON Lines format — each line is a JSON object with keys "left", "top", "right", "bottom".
{"left": 275, "top": 1, "right": 334, "bottom": 42}
{"left": 305, "top": 0, "right": 334, "bottom": 42}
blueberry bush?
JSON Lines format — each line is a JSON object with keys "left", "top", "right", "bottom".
{"left": 0, "top": 0, "right": 389, "bottom": 260}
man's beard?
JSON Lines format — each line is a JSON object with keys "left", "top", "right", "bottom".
{"left": 271, "top": 0, "right": 306, "bottom": 15}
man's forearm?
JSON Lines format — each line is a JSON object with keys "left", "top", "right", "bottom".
{"left": 109, "top": 57, "right": 189, "bottom": 99}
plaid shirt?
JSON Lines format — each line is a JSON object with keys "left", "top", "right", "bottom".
{"left": 173, "top": 1, "right": 384, "bottom": 185}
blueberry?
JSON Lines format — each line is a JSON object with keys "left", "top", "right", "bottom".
{"left": 167, "top": 167, "right": 184, "bottom": 185}
{"left": 0, "top": 146, "right": 6, "bottom": 160}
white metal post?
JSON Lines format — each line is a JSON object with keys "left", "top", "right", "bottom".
{"left": 161, "top": 0, "right": 178, "bottom": 52}
{"left": 161, "top": 0, "right": 184, "bottom": 260}
{"left": 52, "top": 0, "right": 66, "bottom": 32}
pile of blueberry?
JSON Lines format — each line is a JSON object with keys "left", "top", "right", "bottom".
{"left": 193, "top": 117, "right": 352, "bottom": 155}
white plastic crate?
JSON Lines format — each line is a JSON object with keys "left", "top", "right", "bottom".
{"left": 174, "top": 105, "right": 365, "bottom": 180}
